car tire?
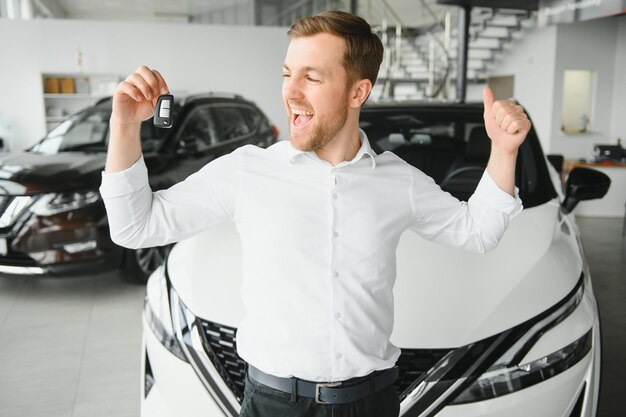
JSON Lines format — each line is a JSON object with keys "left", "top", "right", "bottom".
{"left": 121, "top": 244, "right": 173, "bottom": 284}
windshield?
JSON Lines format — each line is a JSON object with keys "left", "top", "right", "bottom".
{"left": 30, "top": 107, "right": 168, "bottom": 154}
{"left": 360, "top": 107, "right": 556, "bottom": 208}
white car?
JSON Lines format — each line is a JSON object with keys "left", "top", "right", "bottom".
{"left": 140, "top": 103, "right": 610, "bottom": 417}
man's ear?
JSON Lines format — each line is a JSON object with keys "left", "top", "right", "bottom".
{"left": 349, "top": 79, "right": 373, "bottom": 108}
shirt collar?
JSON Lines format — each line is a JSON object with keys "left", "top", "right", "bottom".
{"left": 286, "top": 129, "right": 377, "bottom": 170}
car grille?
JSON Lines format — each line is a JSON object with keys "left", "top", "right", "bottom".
{"left": 0, "top": 196, "right": 14, "bottom": 213}
{"left": 395, "top": 348, "right": 452, "bottom": 401}
{"left": 197, "top": 319, "right": 247, "bottom": 401}
{"left": 196, "top": 318, "right": 453, "bottom": 403}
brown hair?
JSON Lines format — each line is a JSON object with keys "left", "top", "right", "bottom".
{"left": 287, "top": 10, "right": 384, "bottom": 87}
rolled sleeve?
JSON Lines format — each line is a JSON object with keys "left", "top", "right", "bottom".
{"left": 409, "top": 167, "right": 523, "bottom": 253}
{"left": 99, "top": 155, "right": 148, "bottom": 198}
{"left": 99, "top": 151, "right": 240, "bottom": 249}
{"left": 470, "top": 169, "right": 523, "bottom": 217}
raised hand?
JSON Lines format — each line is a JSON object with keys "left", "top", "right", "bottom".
{"left": 483, "top": 87, "right": 531, "bottom": 155}
{"left": 110, "top": 65, "right": 170, "bottom": 127}
{"left": 105, "top": 65, "right": 169, "bottom": 173}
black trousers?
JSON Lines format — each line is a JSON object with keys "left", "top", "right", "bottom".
{"left": 239, "top": 371, "right": 401, "bottom": 417}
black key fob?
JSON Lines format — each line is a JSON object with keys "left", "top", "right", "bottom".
{"left": 154, "top": 94, "right": 173, "bottom": 128}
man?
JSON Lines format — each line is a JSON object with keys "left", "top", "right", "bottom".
{"left": 100, "top": 11, "right": 529, "bottom": 417}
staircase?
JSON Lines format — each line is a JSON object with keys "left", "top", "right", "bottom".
{"left": 373, "top": 6, "right": 537, "bottom": 101}
{"left": 189, "top": 0, "right": 538, "bottom": 102}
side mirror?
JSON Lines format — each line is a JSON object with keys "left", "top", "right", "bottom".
{"left": 546, "top": 154, "right": 564, "bottom": 175}
{"left": 561, "top": 167, "right": 611, "bottom": 214}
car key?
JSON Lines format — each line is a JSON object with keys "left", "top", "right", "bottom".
{"left": 154, "top": 94, "right": 174, "bottom": 128}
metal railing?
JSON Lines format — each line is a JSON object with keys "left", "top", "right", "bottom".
{"left": 263, "top": 0, "right": 346, "bottom": 26}
{"left": 186, "top": 0, "right": 534, "bottom": 102}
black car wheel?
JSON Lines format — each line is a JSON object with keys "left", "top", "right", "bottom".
{"left": 121, "top": 244, "right": 173, "bottom": 284}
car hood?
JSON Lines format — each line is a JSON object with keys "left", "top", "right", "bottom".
{"left": 166, "top": 200, "right": 583, "bottom": 348}
{"left": 0, "top": 152, "right": 107, "bottom": 193}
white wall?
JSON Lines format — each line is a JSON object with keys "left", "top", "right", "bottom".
{"left": 488, "top": 15, "right": 626, "bottom": 159}
{"left": 489, "top": 25, "right": 558, "bottom": 153}
{"left": 550, "top": 17, "right": 619, "bottom": 160}
{"left": 0, "top": 18, "right": 290, "bottom": 150}
{"left": 610, "top": 15, "right": 626, "bottom": 143}
{"left": 2, "top": 14, "right": 625, "bottom": 156}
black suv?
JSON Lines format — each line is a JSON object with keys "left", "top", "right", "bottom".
{"left": 0, "top": 93, "right": 278, "bottom": 283}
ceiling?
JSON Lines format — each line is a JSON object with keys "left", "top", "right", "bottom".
{"left": 436, "top": 0, "right": 538, "bottom": 10}
{"left": 13, "top": 0, "right": 458, "bottom": 24}
{"left": 37, "top": 0, "right": 244, "bottom": 22}
{"left": 10, "top": 0, "right": 536, "bottom": 25}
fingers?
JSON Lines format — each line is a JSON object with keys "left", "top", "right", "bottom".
{"left": 493, "top": 101, "right": 529, "bottom": 134}
{"left": 482, "top": 87, "right": 495, "bottom": 117}
{"left": 116, "top": 81, "right": 143, "bottom": 102}
{"left": 500, "top": 111, "right": 529, "bottom": 133}
{"left": 152, "top": 70, "right": 170, "bottom": 96}
{"left": 120, "top": 65, "right": 168, "bottom": 102}
{"left": 501, "top": 116, "right": 530, "bottom": 134}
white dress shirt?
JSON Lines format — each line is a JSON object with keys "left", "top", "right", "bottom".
{"left": 99, "top": 130, "right": 522, "bottom": 382}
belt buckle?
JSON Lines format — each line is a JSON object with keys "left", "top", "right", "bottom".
{"left": 315, "top": 382, "right": 342, "bottom": 404}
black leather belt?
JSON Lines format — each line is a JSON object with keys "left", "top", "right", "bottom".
{"left": 247, "top": 365, "right": 399, "bottom": 405}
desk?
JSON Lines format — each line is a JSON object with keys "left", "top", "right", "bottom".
{"left": 565, "top": 161, "right": 626, "bottom": 218}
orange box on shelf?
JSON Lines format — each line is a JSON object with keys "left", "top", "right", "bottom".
{"left": 59, "top": 77, "right": 76, "bottom": 94}
{"left": 44, "top": 77, "right": 60, "bottom": 94}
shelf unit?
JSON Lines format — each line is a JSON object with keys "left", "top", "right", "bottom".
{"left": 42, "top": 73, "right": 120, "bottom": 131}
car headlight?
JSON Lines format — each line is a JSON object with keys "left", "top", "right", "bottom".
{"left": 449, "top": 273, "right": 590, "bottom": 404}
{"left": 144, "top": 264, "right": 187, "bottom": 362}
{"left": 401, "top": 273, "right": 590, "bottom": 417}
{"left": 30, "top": 190, "right": 101, "bottom": 216}
{"left": 451, "top": 329, "right": 591, "bottom": 404}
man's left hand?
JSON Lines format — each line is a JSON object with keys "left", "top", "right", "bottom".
{"left": 483, "top": 87, "right": 531, "bottom": 154}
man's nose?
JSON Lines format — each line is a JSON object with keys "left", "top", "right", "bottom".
{"left": 283, "top": 77, "right": 304, "bottom": 100}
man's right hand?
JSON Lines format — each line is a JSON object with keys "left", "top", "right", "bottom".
{"left": 105, "top": 65, "right": 169, "bottom": 173}
{"left": 110, "top": 65, "right": 170, "bottom": 127}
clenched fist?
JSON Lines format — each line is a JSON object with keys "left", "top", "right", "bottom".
{"left": 105, "top": 65, "right": 170, "bottom": 173}
{"left": 110, "top": 65, "right": 170, "bottom": 127}
{"left": 483, "top": 87, "right": 531, "bottom": 155}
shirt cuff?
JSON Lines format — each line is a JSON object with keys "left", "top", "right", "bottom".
{"left": 472, "top": 169, "right": 524, "bottom": 216}
{"left": 99, "top": 155, "right": 148, "bottom": 198}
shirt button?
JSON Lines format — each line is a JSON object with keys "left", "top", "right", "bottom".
{"left": 335, "top": 313, "right": 341, "bottom": 319}
{"left": 333, "top": 271, "right": 339, "bottom": 278}
{"left": 332, "top": 194, "right": 338, "bottom": 199}
{"left": 332, "top": 231, "right": 338, "bottom": 238}
{"left": 335, "top": 353, "right": 342, "bottom": 359}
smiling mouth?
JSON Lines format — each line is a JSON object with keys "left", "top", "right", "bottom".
{"left": 292, "top": 109, "right": 314, "bottom": 127}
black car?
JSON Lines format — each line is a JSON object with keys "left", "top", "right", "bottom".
{"left": 0, "top": 93, "right": 278, "bottom": 283}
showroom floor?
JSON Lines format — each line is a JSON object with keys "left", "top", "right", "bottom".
{"left": 577, "top": 217, "right": 626, "bottom": 417}
{"left": 0, "top": 217, "right": 624, "bottom": 417}
{"left": 0, "top": 271, "right": 144, "bottom": 417}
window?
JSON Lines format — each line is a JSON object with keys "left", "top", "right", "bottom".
{"left": 178, "top": 106, "right": 217, "bottom": 150}
{"left": 30, "top": 109, "right": 110, "bottom": 154}
{"left": 139, "top": 119, "right": 170, "bottom": 153}
{"left": 240, "top": 106, "right": 271, "bottom": 132}
{"left": 561, "top": 70, "right": 595, "bottom": 134}
{"left": 212, "top": 106, "right": 252, "bottom": 142}
{"left": 360, "top": 107, "right": 556, "bottom": 208}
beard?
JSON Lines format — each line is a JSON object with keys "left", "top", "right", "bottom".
{"left": 289, "top": 103, "right": 349, "bottom": 152}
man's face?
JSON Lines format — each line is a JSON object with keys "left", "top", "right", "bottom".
{"left": 282, "top": 33, "right": 352, "bottom": 152}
